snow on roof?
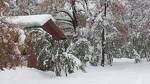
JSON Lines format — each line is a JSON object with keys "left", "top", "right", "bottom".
{"left": 3, "top": 14, "right": 55, "bottom": 27}
{"left": 37, "top": 0, "right": 45, "bottom": 4}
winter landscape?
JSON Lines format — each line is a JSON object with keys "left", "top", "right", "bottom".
{"left": 1, "top": 0, "right": 150, "bottom": 84}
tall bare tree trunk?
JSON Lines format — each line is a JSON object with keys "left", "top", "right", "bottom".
{"left": 101, "top": 29, "right": 105, "bottom": 67}
{"left": 101, "top": 2, "right": 107, "bottom": 67}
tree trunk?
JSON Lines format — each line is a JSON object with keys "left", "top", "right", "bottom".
{"left": 101, "top": 29, "right": 105, "bottom": 67}
{"left": 71, "top": 0, "right": 78, "bottom": 32}
{"left": 101, "top": 2, "right": 107, "bottom": 67}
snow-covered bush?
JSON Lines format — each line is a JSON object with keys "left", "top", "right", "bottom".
{"left": 54, "top": 52, "right": 82, "bottom": 76}
{"left": 25, "top": 28, "right": 83, "bottom": 76}
{"left": 25, "top": 28, "right": 53, "bottom": 69}
{"left": 0, "top": 23, "right": 26, "bottom": 70}
{"left": 67, "top": 38, "right": 90, "bottom": 66}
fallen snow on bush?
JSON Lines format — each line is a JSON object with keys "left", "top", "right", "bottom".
{"left": 63, "top": 52, "right": 82, "bottom": 67}
{"left": 18, "top": 29, "right": 26, "bottom": 45}
{"left": 1, "top": 58, "right": 150, "bottom": 84}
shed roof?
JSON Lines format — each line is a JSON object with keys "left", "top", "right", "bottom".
{"left": 2, "top": 14, "right": 66, "bottom": 40}
{"left": 3, "top": 14, "right": 55, "bottom": 27}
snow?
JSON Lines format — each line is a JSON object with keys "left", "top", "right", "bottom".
{"left": 13, "top": 44, "right": 21, "bottom": 55}
{"left": 4, "top": 2, "right": 10, "bottom": 8}
{"left": 36, "top": 0, "right": 45, "bottom": 4}
{"left": 106, "top": 32, "right": 117, "bottom": 38}
{"left": 1, "top": 58, "right": 150, "bottom": 84}
{"left": 0, "top": 1, "right": 9, "bottom": 17}
{"left": 75, "top": 38, "right": 90, "bottom": 45}
{"left": 63, "top": 52, "right": 82, "bottom": 67}
{"left": 75, "top": 2, "right": 84, "bottom": 11}
{"left": 3, "top": 14, "right": 55, "bottom": 27}
{"left": 133, "top": 49, "right": 140, "bottom": 57}
{"left": 18, "top": 29, "right": 26, "bottom": 45}
{"left": 79, "top": 27, "right": 89, "bottom": 37}
{"left": 64, "top": 2, "right": 72, "bottom": 13}
{"left": 88, "top": 2, "right": 96, "bottom": 10}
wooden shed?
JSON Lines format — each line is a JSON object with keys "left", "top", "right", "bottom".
{"left": 2, "top": 14, "right": 66, "bottom": 68}
{"left": 3, "top": 14, "right": 66, "bottom": 40}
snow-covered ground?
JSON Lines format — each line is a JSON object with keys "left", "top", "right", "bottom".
{"left": 1, "top": 58, "right": 150, "bottom": 84}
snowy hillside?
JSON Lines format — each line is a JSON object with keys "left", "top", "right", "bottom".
{"left": 1, "top": 58, "right": 150, "bottom": 84}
